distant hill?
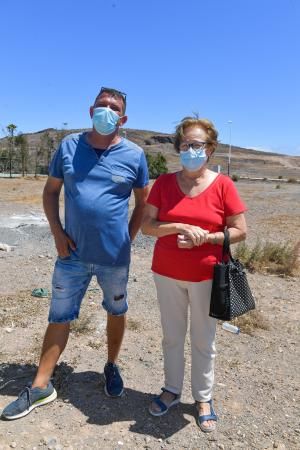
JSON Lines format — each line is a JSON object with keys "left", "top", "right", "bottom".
{"left": 1, "top": 127, "right": 300, "bottom": 179}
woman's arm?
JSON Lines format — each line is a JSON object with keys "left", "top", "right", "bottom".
{"left": 177, "top": 213, "right": 247, "bottom": 248}
{"left": 141, "top": 204, "right": 209, "bottom": 245}
{"left": 207, "top": 212, "right": 247, "bottom": 245}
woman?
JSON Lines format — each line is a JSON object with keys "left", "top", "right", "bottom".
{"left": 141, "top": 116, "right": 247, "bottom": 432}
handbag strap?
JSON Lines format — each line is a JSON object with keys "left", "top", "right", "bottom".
{"left": 222, "top": 228, "right": 231, "bottom": 262}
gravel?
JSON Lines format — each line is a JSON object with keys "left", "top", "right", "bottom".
{"left": 0, "top": 179, "right": 299, "bottom": 449}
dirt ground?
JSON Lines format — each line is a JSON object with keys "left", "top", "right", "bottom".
{"left": 0, "top": 177, "right": 299, "bottom": 450}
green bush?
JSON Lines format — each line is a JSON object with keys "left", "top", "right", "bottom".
{"left": 287, "top": 177, "right": 297, "bottom": 184}
{"left": 231, "top": 174, "right": 239, "bottom": 182}
{"left": 275, "top": 184, "right": 281, "bottom": 189}
{"left": 278, "top": 175, "right": 283, "bottom": 179}
{"left": 146, "top": 152, "right": 168, "bottom": 179}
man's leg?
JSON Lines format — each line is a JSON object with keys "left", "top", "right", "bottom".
{"left": 32, "top": 322, "right": 70, "bottom": 389}
{"left": 107, "top": 313, "right": 126, "bottom": 363}
{"left": 97, "top": 265, "right": 129, "bottom": 397}
{"left": 1, "top": 257, "right": 90, "bottom": 420}
{"left": 33, "top": 256, "right": 90, "bottom": 388}
{"left": 1, "top": 323, "right": 70, "bottom": 420}
{"left": 103, "top": 313, "right": 126, "bottom": 397}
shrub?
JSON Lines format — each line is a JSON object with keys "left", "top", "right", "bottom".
{"left": 234, "top": 240, "right": 299, "bottom": 276}
{"left": 275, "top": 184, "right": 281, "bottom": 189}
{"left": 231, "top": 174, "right": 239, "bottom": 182}
{"left": 146, "top": 152, "right": 168, "bottom": 179}
{"left": 278, "top": 175, "right": 283, "bottom": 179}
{"left": 234, "top": 309, "right": 269, "bottom": 335}
{"left": 287, "top": 177, "right": 297, "bottom": 183}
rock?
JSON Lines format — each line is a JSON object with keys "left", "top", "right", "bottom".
{"left": 0, "top": 243, "right": 14, "bottom": 252}
{"left": 45, "top": 437, "right": 57, "bottom": 449}
{"left": 10, "top": 443, "right": 17, "bottom": 448}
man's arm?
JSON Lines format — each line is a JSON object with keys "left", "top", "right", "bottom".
{"left": 128, "top": 185, "right": 150, "bottom": 241}
{"left": 43, "top": 176, "right": 76, "bottom": 257}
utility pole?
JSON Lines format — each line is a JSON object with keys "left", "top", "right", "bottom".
{"left": 227, "top": 120, "right": 232, "bottom": 177}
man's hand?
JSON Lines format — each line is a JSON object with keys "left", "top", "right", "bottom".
{"left": 53, "top": 229, "right": 76, "bottom": 258}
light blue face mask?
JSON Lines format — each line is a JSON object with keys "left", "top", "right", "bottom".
{"left": 92, "top": 107, "right": 120, "bottom": 135}
{"left": 180, "top": 147, "right": 207, "bottom": 171}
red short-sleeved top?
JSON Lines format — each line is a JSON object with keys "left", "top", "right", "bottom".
{"left": 147, "top": 172, "right": 247, "bottom": 282}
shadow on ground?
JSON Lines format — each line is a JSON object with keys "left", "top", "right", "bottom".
{"left": 0, "top": 362, "right": 193, "bottom": 438}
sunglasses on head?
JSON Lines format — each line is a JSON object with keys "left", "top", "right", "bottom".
{"left": 100, "top": 87, "right": 127, "bottom": 102}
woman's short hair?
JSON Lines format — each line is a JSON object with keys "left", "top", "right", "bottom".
{"left": 174, "top": 116, "right": 219, "bottom": 153}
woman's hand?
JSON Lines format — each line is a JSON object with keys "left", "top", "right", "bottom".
{"left": 177, "top": 224, "right": 209, "bottom": 246}
{"left": 177, "top": 234, "right": 194, "bottom": 249}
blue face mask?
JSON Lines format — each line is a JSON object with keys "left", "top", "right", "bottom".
{"left": 92, "top": 107, "right": 120, "bottom": 135}
{"left": 180, "top": 147, "right": 207, "bottom": 171}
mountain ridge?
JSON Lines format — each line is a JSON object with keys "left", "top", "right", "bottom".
{"left": 1, "top": 127, "right": 299, "bottom": 179}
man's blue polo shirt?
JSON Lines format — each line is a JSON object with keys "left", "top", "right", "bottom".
{"left": 49, "top": 132, "right": 149, "bottom": 266}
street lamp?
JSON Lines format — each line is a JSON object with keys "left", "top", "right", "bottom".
{"left": 227, "top": 120, "right": 232, "bottom": 177}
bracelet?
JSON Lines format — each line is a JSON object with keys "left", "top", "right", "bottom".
{"left": 213, "top": 233, "right": 218, "bottom": 245}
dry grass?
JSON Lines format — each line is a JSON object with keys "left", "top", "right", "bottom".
{"left": 127, "top": 317, "right": 141, "bottom": 332}
{"left": 87, "top": 339, "right": 103, "bottom": 350}
{"left": 29, "top": 337, "right": 43, "bottom": 363}
{"left": 233, "top": 309, "right": 269, "bottom": 335}
{"left": 13, "top": 194, "right": 43, "bottom": 204}
{"left": 70, "top": 313, "right": 95, "bottom": 335}
{"left": 0, "top": 291, "right": 48, "bottom": 327}
{"left": 234, "top": 240, "right": 300, "bottom": 276}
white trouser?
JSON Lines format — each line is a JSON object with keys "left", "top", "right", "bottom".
{"left": 154, "top": 273, "right": 217, "bottom": 402}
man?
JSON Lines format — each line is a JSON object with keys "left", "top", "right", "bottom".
{"left": 2, "top": 87, "right": 149, "bottom": 420}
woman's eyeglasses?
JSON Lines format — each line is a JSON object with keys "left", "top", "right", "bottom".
{"left": 179, "top": 141, "right": 208, "bottom": 152}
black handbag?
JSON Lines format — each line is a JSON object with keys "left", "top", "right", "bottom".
{"left": 209, "top": 229, "right": 255, "bottom": 320}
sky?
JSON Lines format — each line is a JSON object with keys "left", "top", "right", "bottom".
{"left": 0, "top": 0, "right": 299, "bottom": 156}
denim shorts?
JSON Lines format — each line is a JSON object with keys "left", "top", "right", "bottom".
{"left": 48, "top": 253, "right": 129, "bottom": 323}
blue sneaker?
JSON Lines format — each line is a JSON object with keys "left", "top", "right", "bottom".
{"left": 1, "top": 383, "right": 57, "bottom": 420}
{"left": 104, "top": 362, "right": 124, "bottom": 397}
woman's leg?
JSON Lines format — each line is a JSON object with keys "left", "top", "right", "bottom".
{"left": 153, "top": 273, "right": 189, "bottom": 396}
{"left": 188, "top": 280, "right": 217, "bottom": 402}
